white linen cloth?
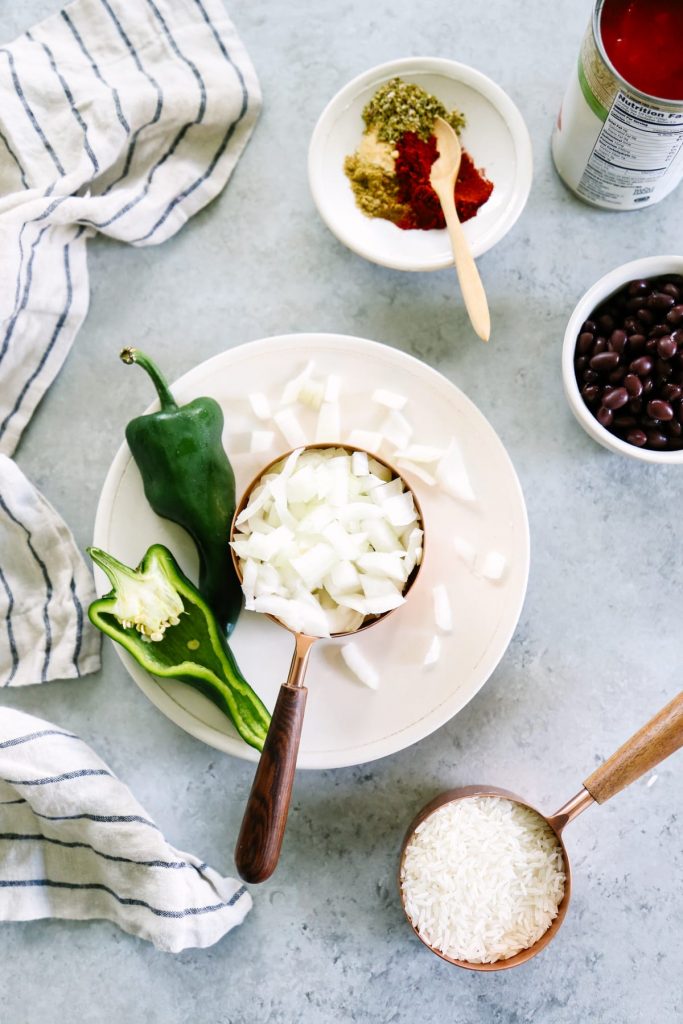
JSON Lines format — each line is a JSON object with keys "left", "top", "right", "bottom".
{"left": 0, "top": 0, "right": 261, "bottom": 455}
{"left": 0, "top": 708, "right": 251, "bottom": 950}
{"left": 0, "top": 455, "right": 100, "bottom": 686}
{"left": 0, "top": 0, "right": 261, "bottom": 685}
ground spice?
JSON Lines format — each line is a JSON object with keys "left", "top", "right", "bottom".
{"left": 394, "top": 132, "right": 493, "bottom": 231}
{"left": 343, "top": 153, "right": 409, "bottom": 223}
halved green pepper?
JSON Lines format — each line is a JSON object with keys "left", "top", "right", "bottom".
{"left": 88, "top": 544, "right": 270, "bottom": 752}
{"left": 120, "top": 347, "right": 242, "bottom": 636}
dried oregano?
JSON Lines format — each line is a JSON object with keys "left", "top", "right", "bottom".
{"left": 362, "top": 77, "right": 466, "bottom": 143}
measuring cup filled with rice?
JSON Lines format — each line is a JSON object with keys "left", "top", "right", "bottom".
{"left": 399, "top": 691, "right": 683, "bottom": 970}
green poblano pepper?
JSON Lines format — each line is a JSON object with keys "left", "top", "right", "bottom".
{"left": 88, "top": 544, "right": 270, "bottom": 752}
{"left": 120, "top": 347, "right": 242, "bottom": 636}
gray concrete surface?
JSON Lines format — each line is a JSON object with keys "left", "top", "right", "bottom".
{"left": 1, "top": 1, "right": 681, "bottom": 1021}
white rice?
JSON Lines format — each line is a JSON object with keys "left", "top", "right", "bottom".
{"left": 400, "top": 797, "right": 565, "bottom": 964}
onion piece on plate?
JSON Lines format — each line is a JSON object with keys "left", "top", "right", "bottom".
{"left": 340, "top": 642, "right": 380, "bottom": 689}
{"left": 433, "top": 584, "right": 453, "bottom": 633}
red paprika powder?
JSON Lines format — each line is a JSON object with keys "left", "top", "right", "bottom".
{"left": 394, "top": 132, "right": 493, "bottom": 231}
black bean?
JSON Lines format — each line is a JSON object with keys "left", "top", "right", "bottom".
{"left": 597, "top": 406, "right": 613, "bottom": 428}
{"left": 630, "top": 356, "right": 653, "bottom": 376}
{"left": 667, "top": 419, "right": 683, "bottom": 437}
{"left": 624, "top": 373, "right": 643, "bottom": 397}
{"left": 576, "top": 356, "right": 589, "bottom": 372}
{"left": 603, "top": 387, "right": 629, "bottom": 410}
{"left": 628, "top": 279, "right": 650, "bottom": 296}
{"left": 648, "top": 292, "right": 676, "bottom": 311}
{"left": 637, "top": 308, "right": 654, "bottom": 326}
{"left": 624, "top": 317, "right": 640, "bottom": 335}
{"left": 626, "top": 429, "right": 648, "bottom": 447}
{"left": 582, "top": 319, "right": 597, "bottom": 333}
{"left": 590, "top": 351, "right": 619, "bottom": 371}
{"left": 583, "top": 369, "right": 599, "bottom": 383}
{"left": 666, "top": 305, "right": 683, "bottom": 326}
{"left": 650, "top": 324, "right": 671, "bottom": 338}
{"left": 581, "top": 385, "right": 600, "bottom": 403}
{"left": 629, "top": 334, "right": 646, "bottom": 353}
{"left": 657, "top": 335, "right": 678, "bottom": 360}
{"left": 609, "top": 329, "right": 628, "bottom": 352}
{"left": 598, "top": 314, "right": 615, "bottom": 332}
{"left": 577, "top": 331, "right": 594, "bottom": 354}
{"left": 671, "top": 329, "right": 683, "bottom": 346}
{"left": 641, "top": 377, "right": 655, "bottom": 395}
{"left": 662, "top": 283, "right": 680, "bottom": 301}
{"left": 646, "top": 338, "right": 658, "bottom": 352}
{"left": 613, "top": 414, "right": 637, "bottom": 428}
{"left": 648, "top": 399, "right": 674, "bottom": 420}
{"left": 592, "top": 337, "right": 608, "bottom": 355}
{"left": 609, "top": 368, "right": 626, "bottom": 384}
{"left": 662, "top": 383, "right": 683, "bottom": 402}
{"left": 647, "top": 430, "right": 669, "bottom": 450}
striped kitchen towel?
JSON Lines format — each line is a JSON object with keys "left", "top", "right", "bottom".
{"left": 0, "top": 0, "right": 261, "bottom": 456}
{"left": 0, "top": 707, "right": 251, "bottom": 951}
{"left": 0, "top": 455, "right": 101, "bottom": 686}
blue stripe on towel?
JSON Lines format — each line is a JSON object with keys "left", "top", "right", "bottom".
{"left": 0, "top": 47, "right": 65, "bottom": 175}
{"left": 0, "top": 128, "right": 29, "bottom": 189}
{"left": 0, "top": 729, "right": 78, "bottom": 750}
{"left": 95, "top": 0, "right": 163, "bottom": 198}
{"left": 1, "top": 768, "right": 112, "bottom": 786}
{"left": 0, "top": 834, "right": 192, "bottom": 870}
{"left": 131, "top": 0, "right": 249, "bottom": 243}
{"left": 0, "top": 566, "right": 19, "bottom": 686}
{"left": 84, "top": 0, "right": 207, "bottom": 231}
{"left": 0, "top": 492, "right": 53, "bottom": 680}
{"left": 61, "top": 9, "right": 130, "bottom": 133}
{"left": 0, "top": 879, "right": 247, "bottom": 917}
{"left": 69, "top": 577, "right": 84, "bottom": 676}
{"left": 0, "top": 231, "right": 77, "bottom": 458}
{"left": 0, "top": 224, "right": 51, "bottom": 364}
{"left": 26, "top": 32, "right": 99, "bottom": 175}
{"left": 34, "top": 810, "right": 159, "bottom": 830}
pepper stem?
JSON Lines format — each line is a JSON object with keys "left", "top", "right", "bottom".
{"left": 119, "top": 347, "right": 178, "bottom": 411}
{"left": 88, "top": 546, "right": 138, "bottom": 588}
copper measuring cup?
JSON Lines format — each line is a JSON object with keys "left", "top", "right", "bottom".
{"left": 230, "top": 443, "right": 425, "bottom": 884}
{"left": 399, "top": 690, "right": 683, "bottom": 970}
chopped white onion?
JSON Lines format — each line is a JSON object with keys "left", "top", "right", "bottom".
{"left": 248, "top": 392, "right": 271, "bottom": 421}
{"left": 380, "top": 410, "right": 413, "bottom": 450}
{"left": 325, "top": 374, "right": 342, "bottom": 402}
{"left": 351, "top": 450, "right": 369, "bottom": 476}
{"left": 347, "top": 429, "right": 382, "bottom": 453}
{"left": 372, "top": 388, "right": 407, "bottom": 411}
{"left": 233, "top": 447, "right": 422, "bottom": 636}
{"left": 315, "top": 400, "right": 341, "bottom": 443}
{"left": 395, "top": 459, "right": 437, "bottom": 486}
{"left": 250, "top": 429, "right": 275, "bottom": 454}
{"left": 423, "top": 635, "right": 441, "bottom": 667}
{"left": 340, "top": 642, "right": 380, "bottom": 690}
{"left": 437, "top": 438, "right": 476, "bottom": 503}
{"left": 433, "top": 584, "right": 453, "bottom": 633}
{"left": 281, "top": 361, "right": 315, "bottom": 405}
{"left": 299, "top": 378, "right": 325, "bottom": 410}
{"left": 453, "top": 536, "right": 477, "bottom": 570}
{"left": 395, "top": 444, "right": 444, "bottom": 464}
{"left": 273, "top": 408, "right": 308, "bottom": 448}
{"left": 479, "top": 550, "right": 507, "bottom": 581}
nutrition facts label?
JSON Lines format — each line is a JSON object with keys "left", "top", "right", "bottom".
{"left": 577, "top": 92, "right": 683, "bottom": 207}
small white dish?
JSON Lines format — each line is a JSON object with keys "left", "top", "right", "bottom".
{"left": 562, "top": 254, "right": 683, "bottom": 464}
{"left": 308, "top": 57, "right": 533, "bottom": 272}
{"left": 93, "top": 334, "right": 529, "bottom": 769}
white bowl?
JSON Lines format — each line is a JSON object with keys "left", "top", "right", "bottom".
{"left": 308, "top": 57, "right": 533, "bottom": 272}
{"left": 562, "top": 255, "right": 683, "bottom": 464}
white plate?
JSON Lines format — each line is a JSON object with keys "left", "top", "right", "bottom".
{"left": 308, "top": 57, "right": 533, "bottom": 271}
{"left": 93, "top": 334, "right": 529, "bottom": 769}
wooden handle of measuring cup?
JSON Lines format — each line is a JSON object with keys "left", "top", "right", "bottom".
{"left": 584, "top": 691, "right": 683, "bottom": 804}
{"left": 235, "top": 682, "right": 308, "bottom": 883}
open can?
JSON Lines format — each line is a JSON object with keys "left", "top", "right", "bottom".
{"left": 552, "top": 0, "right": 683, "bottom": 210}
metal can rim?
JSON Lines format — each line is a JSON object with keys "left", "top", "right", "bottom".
{"left": 592, "top": 0, "right": 683, "bottom": 109}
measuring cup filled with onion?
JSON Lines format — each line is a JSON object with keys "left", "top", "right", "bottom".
{"left": 230, "top": 443, "right": 425, "bottom": 883}
{"left": 399, "top": 691, "right": 683, "bottom": 970}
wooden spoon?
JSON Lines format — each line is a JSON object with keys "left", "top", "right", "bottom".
{"left": 430, "top": 116, "right": 490, "bottom": 342}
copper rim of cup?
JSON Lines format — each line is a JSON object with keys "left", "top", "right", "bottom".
{"left": 229, "top": 442, "right": 426, "bottom": 638}
{"left": 397, "top": 786, "right": 573, "bottom": 971}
